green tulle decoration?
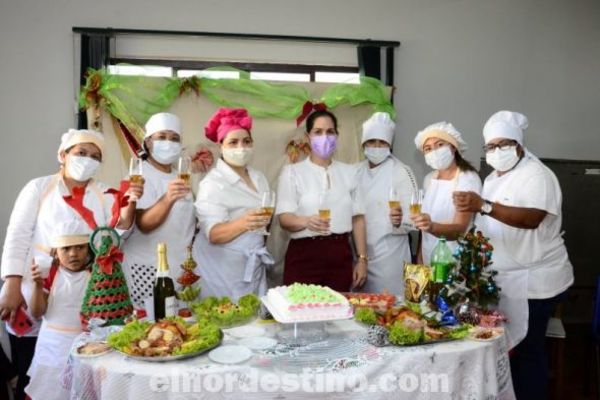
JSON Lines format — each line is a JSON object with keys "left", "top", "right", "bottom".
{"left": 321, "top": 76, "right": 396, "bottom": 119}
{"left": 79, "top": 66, "right": 395, "bottom": 137}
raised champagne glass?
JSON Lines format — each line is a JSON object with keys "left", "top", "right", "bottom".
{"left": 318, "top": 191, "right": 331, "bottom": 236}
{"left": 177, "top": 155, "right": 192, "bottom": 186}
{"left": 256, "top": 190, "right": 276, "bottom": 235}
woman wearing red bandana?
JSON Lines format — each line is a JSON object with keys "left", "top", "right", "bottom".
{"left": 276, "top": 110, "right": 368, "bottom": 292}
{"left": 192, "top": 108, "right": 274, "bottom": 300}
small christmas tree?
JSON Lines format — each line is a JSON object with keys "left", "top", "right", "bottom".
{"left": 80, "top": 228, "right": 133, "bottom": 327}
{"left": 439, "top": 226, "right": 500, "bottom": 310}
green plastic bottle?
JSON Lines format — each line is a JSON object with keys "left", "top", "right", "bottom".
{"left": 430, "top": 237, "right": 454, "bottom": 284}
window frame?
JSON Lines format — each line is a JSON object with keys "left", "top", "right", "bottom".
{"left": 109, "top": 57, "right": 359, "bottom": 82}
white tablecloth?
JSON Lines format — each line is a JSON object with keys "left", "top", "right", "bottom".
{"left": 64, "top": 320, "right": 514, "bottom": 400}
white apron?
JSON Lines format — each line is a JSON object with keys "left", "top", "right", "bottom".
{"left": 193, "top": 231, "right": 274, "bottom": 302}
{"left": 122, "top": 162, "right": 196, "bottom": 307}
{"left": 477, "top": 172, "right": 530, "bottom": 349}
{"left": 26, "top": 267, "right": 90, "bottom": 400}
{"left": 357, "top": 159, "right": 411, "bottom": 297}
{"left": 421, "top": 172, "right": 460, "bottom": 265}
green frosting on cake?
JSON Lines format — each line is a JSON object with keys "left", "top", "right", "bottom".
{"left": 286, "top": 283, "right": 341, "bottom": 304}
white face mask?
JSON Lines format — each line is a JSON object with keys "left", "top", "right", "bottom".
{"left": 364, "top": 147, "right": 390, "bottom": 165}
{"left": 65, "top": 155, "right": 101, "bottom": 182}
{"left": 486, "top": 146, "right": 520, "bottom": 172}
{"left": 151, "top": 140, "right": 182, "bottom": 165}
{"left": 222, "top": 147, "right": 254, "bottom": 167}
{"left": 424, "top": 146, "right": 454, "bottom": 170}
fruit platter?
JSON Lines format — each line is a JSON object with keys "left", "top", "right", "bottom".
{"left": 341, "top": 292, "right": 396, "bottom": 312}
{"left": 355, "top": 304, "right": 470, "bottom": 347}
{"left": 190, "top": 294, "right": 261, "bottom": 328}
{"left": 107, "top": 317, "right": 222, "bottom": 361}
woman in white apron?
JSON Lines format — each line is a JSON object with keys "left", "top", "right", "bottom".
{"left": 411, "top": 122, "right": 482, "bottom": 265}
{"left": 193, "top": 108, "right": 273, "bottom": 301}
{"left": 454, "top": 110, "right": 573, "bottom": 400}
{"left": 356, "top": 112, "right": 417, "bottom": 297}
{"left": 122, "top": 113, "right": 199, "bottom": 308}
{"left": 0, "top": 129, "right": 141, "bottom": 400}
{"left": 25, "top": 221, "right": 92, "bottom": 400}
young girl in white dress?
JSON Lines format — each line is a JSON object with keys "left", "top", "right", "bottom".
{"left": 25, "top": 220, "right": 92, "bottom": 400}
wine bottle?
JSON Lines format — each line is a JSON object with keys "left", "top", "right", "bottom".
{"left": 153, "top": 243, "right": 176, "bottom": 320}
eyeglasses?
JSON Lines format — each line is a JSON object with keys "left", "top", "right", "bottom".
{"left": 482, "top": 140, "right": 517, "bottom": 153}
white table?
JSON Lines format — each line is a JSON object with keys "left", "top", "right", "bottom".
{"left": 64, "top": 320, "right": 515, "bottom": 400}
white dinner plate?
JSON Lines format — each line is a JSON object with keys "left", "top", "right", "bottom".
{"left": 224, "top": 325, "right": 266, "bottom": 338}
{"left": 208, "top": 345, "right": 253, "bottom": 364}
{"left": 238, "top": 337, "right": 278, "bottom": 350}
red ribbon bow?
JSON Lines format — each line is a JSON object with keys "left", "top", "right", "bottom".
{"left": 105, "top": 180, "right": 131, "bottom": 228}
{"left": 296, "top": 101, "right": 327, "bottom": 127}
{"left": 95, "top": 245, "right": 124, "bottom": 275}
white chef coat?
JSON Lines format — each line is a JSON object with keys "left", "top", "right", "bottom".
{"left": 356, "top": 156, "right": 417, "bottom": 297}
{"left": 122, "top": 161, "right": 196, "bottom": 292}
{"left": 421, "top": 169, "right": 482, "bottom": 265}
{"left": 25, "top": 266, "right": 90, "bottom": 400}
{"left": 476, "top": 155, "right": 573, "bottom": 296}
{"left": 276, "top": 158, "right": 365, "bottom": 239}
{"left": 475, "top": 155, "right": 573, "bottom": 348}
{"left": 1, "top": 174, "right": 127, "bottom": 336}
{"left": 193, "top": 159, "right": 274, "bottom": 301}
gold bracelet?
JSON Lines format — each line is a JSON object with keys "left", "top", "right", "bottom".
{"left": 357, "top": 254, "right": 369, "bottom": 262}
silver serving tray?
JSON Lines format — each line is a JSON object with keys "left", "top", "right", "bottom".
{"left": 117, "top": 329, "right": 223, "bottom": 362}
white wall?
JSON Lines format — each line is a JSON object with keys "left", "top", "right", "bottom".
{"left": 1, "top": 0, "right": 599, "bottom": 248}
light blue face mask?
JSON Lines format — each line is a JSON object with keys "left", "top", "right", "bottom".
{"left": 364, "top": 146, "right": 390, "bottom": 165}
{"left": 151, "top": 140, "right": 182, "bottom": 165}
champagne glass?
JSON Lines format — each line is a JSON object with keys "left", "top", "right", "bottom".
{"left": 389, "top": 186, "right": 401, "bottom": 232}
{"left": 318, "top": 191, "right": 331, "bottom": 236}
{"left": 388, "top": 186, "right": 401, "bottom": 211}
{"left": 129, "top": 157, "right": 144, "bottom": 184}
{"left": 178, "top": 155, "right": 192, "bottom": 186}
{"left": 128, "top": 157, "right": 144, "bottom": 201}
{"left": 410, "top": 189, "right": 424, "bottom": 216}
{"left": 256, "top": 190, "right": 276, "bottom": 235}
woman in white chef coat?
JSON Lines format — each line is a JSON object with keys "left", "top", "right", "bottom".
{"left": 193, "top": 108, "right": 273, "bottom": 301}
{"left": 411, "top": 122, "right": 482, "bottom": 264}
{"left": 453, "top": 110, "right": 573, "bottom": 400}
{"left": 356, "top": 112, "right": 417, "bottom": 297}
{"left": 0, "top": 129, "right": 142, "bottom": 400}
{"left": 277, "top": 110, "right": 368, "bottom": 292}
{"left": 123, "top": 113, "right": 205, "bottom": 307}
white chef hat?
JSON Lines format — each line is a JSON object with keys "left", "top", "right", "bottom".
{"left": 414, "top": 121, "right": 468, "bottom": 153}
{"left": 144, "top": 112, "right": 182, "bottom": 139}
{"left": 483, "top": 110, "right": 529, "bottom": 145}
{"left": 361, "top": 112, "right": 395, "bottom": 145}
{"left": 50, "top": 219, "right": 92, "bottom": 248}
{"left": 57, "top": 129, "right": 105, "bottom": 163}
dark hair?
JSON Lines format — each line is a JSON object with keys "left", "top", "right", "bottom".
{"left": 305, "top": 110, "right": 338, "bottom": 133}
{"left": 455, "top": 151, "right": 477, "bottom": 173}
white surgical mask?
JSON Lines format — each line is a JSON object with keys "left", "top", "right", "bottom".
{"left": 424, "top": 146, "right": 454, "bottom": 170}
{"left": 364, "top": 147, "right": 390, "bottom": 165}
{"left": 486, "top": 146, "right": 520, "bottom": 172}
{"left": 66, "top": 155, "right": 100, "bottom": 182}
{"left": 151, "top": 140, "right": 182, "bottom": 165}
{"left": 222, "top": 147, "right": 254, "bottom": 167}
